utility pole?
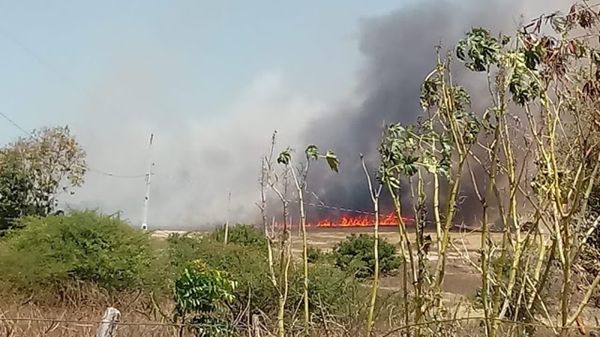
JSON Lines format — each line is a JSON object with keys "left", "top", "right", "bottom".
{"left": 141, "top": 134, "right": 154, "bottom": 230}
{"left": 224, "top": 191, "right": 231, "bottom": 244}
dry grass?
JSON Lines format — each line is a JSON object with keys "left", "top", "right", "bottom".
{"left": 2, "top": 299, "right": 592, "bottom": 337}
{"left": 0, "top": 301, "right": 174, "bottom": 336}
{"left": 2, "top": 229, "right": 600, "bottom": 337}
{"left": 0, "top": 285, "right": 182, "bottom": 337}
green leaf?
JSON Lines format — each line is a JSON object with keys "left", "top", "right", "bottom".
{"left": 277, "top": 148, "right": 292, "bottom": 165}
{"left": 456, "top": 28, "right": 500, "bottom": 72}
{"left": 305, "top": 144, "right": 319, "bottom": 160}
{"left": 420, "top": 77, "right": 441, "bottom": 109}
{"left": 324, "top": 151, "right": 339, "bottom": 173}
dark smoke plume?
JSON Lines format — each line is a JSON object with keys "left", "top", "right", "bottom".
{"left": 304, "top": 0, "right": 568, "bottom": 223}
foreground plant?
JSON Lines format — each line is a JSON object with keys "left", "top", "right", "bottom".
{"left": 373, "top": 2, "right": 600, "bottom": 337}
{"left": 277, "top": 144, "right": 339, "bottom": 332}
{"left": 173, "top": 260, "right": 236, "bottom": 337}
{"left": 258, "top": 131, "right": 292, "bottom": 337}
{"left": 361, "top": 153, "right": 383, "bottom": 337}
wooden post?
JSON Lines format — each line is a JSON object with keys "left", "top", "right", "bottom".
{"left": 96, "top": 307, "right": 120, "bottom": 337}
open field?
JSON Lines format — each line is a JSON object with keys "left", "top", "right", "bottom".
{"left": 149, "top": 226, "right": 600, "bottom": 334}
{"left": 292, "top": 228, "right": 494, "bottom": 297}
{"left": 293, "top": 228, "right": 600, "bottom": 330}
{"left": 154, "top": 227, "right": 498, "bottom": 298}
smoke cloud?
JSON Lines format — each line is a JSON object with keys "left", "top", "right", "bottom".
{"left": 63, "top": 69, "right": 326, "bottom": 229}
{"left": 304, "top": 0, "right": 569, "bottom": 223}
{"left": 63, "top": 0, "right": 569, "bottom": 229}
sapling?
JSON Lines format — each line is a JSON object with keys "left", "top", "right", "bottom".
{"left": 277, "top": 144, "right": 339, "bottom": 333}
{"left": 361, "top": 153, "right": 382, "bottom": 337}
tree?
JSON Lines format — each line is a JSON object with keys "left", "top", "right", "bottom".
{"left": 259, "top": 131, "right": 291, "bottom": 337}
{"left": 0, "top": 126, "right": 86, "bottom": 232}
{"left": 0, "top": 152, "right": 39, "bottom": 231}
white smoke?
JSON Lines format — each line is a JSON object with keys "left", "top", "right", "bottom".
{"left": 63, "top": 68, "right": 328, "bottom": 229}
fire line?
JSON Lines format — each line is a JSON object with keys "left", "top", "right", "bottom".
{"left": 313, "top": 212, "right": 413, "bottom": 228}
{"left": 274, "top": 213, "right": 414, "bottom": 228}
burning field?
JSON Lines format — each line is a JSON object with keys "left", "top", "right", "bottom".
{"left": 310, "top": 212, "right": 414, "bottom": 228}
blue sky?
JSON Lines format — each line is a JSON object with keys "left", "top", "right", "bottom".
{"left": 0, "top": 1, "right": 403, "bottom": 144}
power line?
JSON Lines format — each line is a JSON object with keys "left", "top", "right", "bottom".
{"left": 0, "top": 27, "right": 153, "bottom": 180}
{"left": 87, "top": 167, "right": 147, "bottom": 179}
{"left": 0, "top": 25, "right": 174, "bottom": 119}
{"left": 0, "top": 111, "right": 32, "bottom": 136}
{"left": 0, "top": 110, "right": 146, "bottom": 179}
{"left": 0, "top": 27, "right": 105, "bottom": 109}
{"left": 288, "top": 199, "right": 375, "bottom": 216}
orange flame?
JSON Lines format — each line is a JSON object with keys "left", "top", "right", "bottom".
{"left": 312, "top": 212, "right": 413, "bottom": 228}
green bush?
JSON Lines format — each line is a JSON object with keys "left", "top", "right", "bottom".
{"left": 306, "top": 245, "right": 336, "bottom": 264}
{"left": 289, "top": 261, "right": 364, "bottom": 320}
{"left": 333, "top": 234, "right": 401, "bottom": 279}
{"left": 209, "top": 224, "right": 267, "bottom": 248}
{"left": 0, "top": 211, "right": 157, "bottom": 291}
{"left": 167, "top": 234, "right": 277, "bottom": 314}
{"left": 307, "top": 245, "right": 323, "bottom": 263}
{"left": 167, "top": 233, "right": 365, "bottom": 321}
{"left": 174, "top": 260, "right": 236, "bottom": 337}
{"left": 166, "top": 233, "right": 207, "bottom": 273}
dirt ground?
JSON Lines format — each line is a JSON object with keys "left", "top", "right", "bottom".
{"left": 288, "top": 227, "right": 490, "bottom": 298}
{"left": 288, "top": 227, "right": 600, "bottom": 329}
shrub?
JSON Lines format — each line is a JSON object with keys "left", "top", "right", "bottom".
{"left": 307, "top": 245, "right": 323, "bottom": 263}
{"left": 174, "top": 260, "right": 236, "bottom": 337}
{"left": 588, "top": 183, "right": 600, "bottom": 217}
{"left": 579, "top": 189, "right": 600, "bottom": 307}
{"left": 167, "top": 234, "right": 277, "bottom": 314}
{"left": 289, "top": 260, "right": 364, "bottom": 321}
{"left": 333, "top": 234, "right": 401, "bottom": 279}
{"left": 567, "top": 183, "right": 600, "bottom": 307}
{"left": 209, "top": 224, "right": 267, "bottom": 248}
{"left": 0, "top": 211, "right": 157, "bottom": 291}
{"left": 166, "top": 233, "right": 207, "bottom": 274}
{"left": 166, "top": 233, "right": 366, "bottom": 322}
